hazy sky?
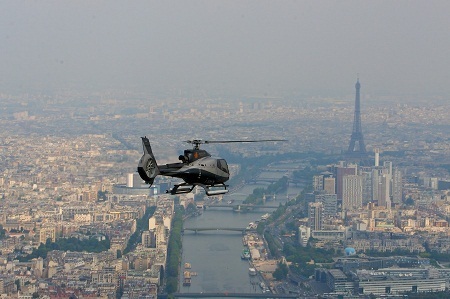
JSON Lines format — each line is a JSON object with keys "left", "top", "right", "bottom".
{"left": 1, "top": 1, "right": 450, "bottom": 96}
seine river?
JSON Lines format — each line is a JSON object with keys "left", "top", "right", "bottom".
{"left": 178, "top": 183, "right": 302, "bottom": 295}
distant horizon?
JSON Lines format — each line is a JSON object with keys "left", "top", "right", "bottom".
{"left": 1, "top": 84, "right": 448, "bottom": 105}
{"left": 2, "top": 1, "right": 450, "bottom": 98}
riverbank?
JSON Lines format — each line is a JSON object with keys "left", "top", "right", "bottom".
{"left": 244, "top": 230, "right": 279, "bottom": 294}
{"left": 165, "top": 206, "right": 184, "bottom": 294}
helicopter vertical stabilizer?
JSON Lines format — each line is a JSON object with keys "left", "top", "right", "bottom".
{"left": 137, "top": 136, "right": 160, "bottom": 185}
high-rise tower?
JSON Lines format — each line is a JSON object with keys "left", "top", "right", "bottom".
{"left": 347, "top": 78, "right": 367, "bottom": 159}
{"left": 308, "top": 202, "right": 323, "bottom": 231}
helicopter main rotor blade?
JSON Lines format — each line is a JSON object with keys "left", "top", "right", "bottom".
{"left": 184, "top": 139, "right": 287, "bottom": 144}
{"left": 203, "top": 139, "right": 288, "bottom": 144}
{"left": 184, "top": 139, "right": 287, "bottom": 150}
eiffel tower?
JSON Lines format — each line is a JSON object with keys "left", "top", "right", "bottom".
{"left": 346, "top": 78, "right": 368, "bottom": 161}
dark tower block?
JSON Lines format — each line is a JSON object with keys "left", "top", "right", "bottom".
{"left": 347, "top": 78, "right": 368, "bottom": 159}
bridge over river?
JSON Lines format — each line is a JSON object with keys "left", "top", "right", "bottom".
{"left": 182, "top": 227, "right": 256, "bottom": 234}
{"left": 172, "top": 292, "right": 298, "bottom": 298}
{"left": 202, "top": 203, "right": 279, "bottom": 211}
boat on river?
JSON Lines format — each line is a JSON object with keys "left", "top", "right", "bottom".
{"left": 248, "top": 267, "right": 257, "bottom": 276}
{"left": 261, "top": 213, "right": 270, "bottom": 221}
{"left": 183, "top": 271, "right": 191, "bottom": 286}
{"left": 246, "top": 222, "right": 257, "bottom": 230}
{"left": 241, "top": 248, "right": 251, "bottom": 260}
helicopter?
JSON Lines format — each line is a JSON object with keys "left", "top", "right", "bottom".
{"left": 137, "top": 136, "right": 286, "bottom": 196}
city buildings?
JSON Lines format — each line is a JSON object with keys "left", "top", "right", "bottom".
{"left": 0, "top": 89, "right": 448, "bottom": 297}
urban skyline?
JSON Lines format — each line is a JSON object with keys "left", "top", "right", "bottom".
{"left": 0, "top": 79, "right": 449, "bottom": 297}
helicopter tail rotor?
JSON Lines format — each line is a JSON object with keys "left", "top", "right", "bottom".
{"left": 137, "top": 136, "right": 160, "bottom": 185}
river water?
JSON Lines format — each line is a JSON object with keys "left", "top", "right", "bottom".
{"left": 179, "top": 183, "right": 302, "bottom": 295}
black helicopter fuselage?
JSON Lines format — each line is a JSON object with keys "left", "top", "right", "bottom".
{"left": 158, "top": 150, "right": 229, "bottom": 185}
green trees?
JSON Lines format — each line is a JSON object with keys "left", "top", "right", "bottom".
{"left": 282, "top": 243, "right": 335, "bottom": 277}
{"left": 264, "top": 231, "right": 282, "bottom": 258}
{"left": 165, "top": 206, "right": 184, "bottom": 294}
{"left": 243, "top": 176, "right": 289, "bottom": 205}
{"left": 273, "top": 262, "right": 289, "bottom": 280}
{"left": 18, "top": 237, "right": 111, "bottom": 262}
{"left": 243, "top": 187, "right": 266, "bottom": 205}
{"left": 185, "top": 202, "right": 197, "bottom": 214}
{"left": 0, "top": 225, "right": 6, "bottom": 239}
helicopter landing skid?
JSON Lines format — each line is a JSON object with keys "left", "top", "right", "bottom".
{"left": 167, "top": 183, "right": 195, "bottom": 195}
{"left": 167, "top": 183, "right": 229, "bottom": 196}
{"left": 203, "top": 183, "right": 229, "bottom": 196}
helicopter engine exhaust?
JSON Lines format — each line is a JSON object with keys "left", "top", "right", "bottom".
{"left": 137, "top": 137, "right": 160, "bottom": 185}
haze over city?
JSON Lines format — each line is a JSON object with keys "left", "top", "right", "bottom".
{"left": 1, "top": 1, "right": 450, "bottom": 299}
{"left": 1, "top": 0, "right": 450, "bottom": 97}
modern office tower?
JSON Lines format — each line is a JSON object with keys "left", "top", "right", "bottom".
{"left": 324, "top": 177, "right": 336, "bottom": 194}
{"left": 313, "top": 175, "right": 324, "bottom": 191}
{"left": 315, "top": 193, "right": 338, "bottom": 217}
{"left": 342, "top": 175, "right": 363, "bottom": 211}
{"left": 360, "top": 168, "right": 373, "bottom": 204}
{"left": 347, "top": 78, "right": 368, "bottom": 159}
{"left": 372, "top": 168, "right": 381, "bottom": 203}
{"left": 378, "top": 174, "right": 391, "bottom": 209}
{"left": 336, "top": 165, "right": 358, "bottom": 200}
{"left": 308, "top": 202, "right": 323, "bottom": 231}
{"left": 126, "top": 173, "right": 143, "bottom": 188}
{"left": 314, "top": 172, "right": 335, "bottom": 193}
{"left": 392, "top": 168, "right": 403, "bottom": 204}
{"left": 126, "top": 173, "right": 134, "bottom": 188}
{"left": 374, "top": 148, "right": 380, "bottom": 167}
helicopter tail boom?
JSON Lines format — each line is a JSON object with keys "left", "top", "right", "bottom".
{"left": 137, "top": 136, "right": 160, "bottom": 185}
